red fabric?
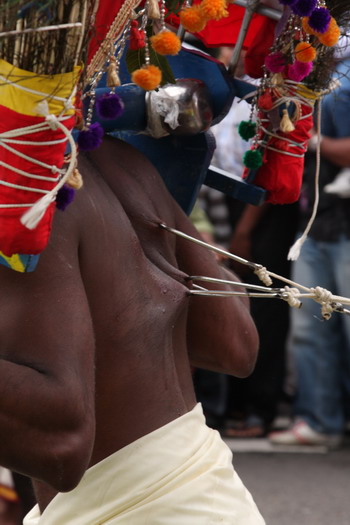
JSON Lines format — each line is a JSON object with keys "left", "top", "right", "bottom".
{"left": 167, "top": 4, "right": 273, "bottom": 49}
{"left": 88, "top": 0, "right": 125, "bottom": 62}
{"left": 244, "top": 17, "right": 277, "bottom": 78}
{"left": 0, "top": 106, "right": 76, "bottom": 255}
{"left": 244, "top": 105, "right": 313, "bottom": 205}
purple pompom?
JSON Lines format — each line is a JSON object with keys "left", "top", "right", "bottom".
{"left": 77, "top": 122, "right": 104, "bottom": 151}
{"left": 288, "top": 60, "right": 313, "bottom": 81}
{"left": 96, "top": 93, "right": 125, "bottom": 120}
{"left": 308, "top": 7, "right": 331, "bottom": 33}
{"left": 56, "top": 184, "right": 75, "bottom": 211}
{"left": 291, "top": 0, "right": 317, "bottom": 17}
{"left": 265, "top": 52, "right": 286, "bottom": 73}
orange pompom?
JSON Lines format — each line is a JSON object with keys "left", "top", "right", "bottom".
{"left": 199, "top": 0, "right": 228, "bottom": 21}
{"left": 294, "top": 41, "right": 317, "bottom": 63}
{"left": 318, "top": 18, "right": 340, "bottom": 47}
{"left": 301, "top": 17, "right": 317, "bottom": 35}
{"left": 131, "top": 64, "right": 162, "bottom": 91}
{"left": 179, "top": 5, "right": 207, "bottom": 32}
{"left": 150, "top": 30, "right": 181, "bottom": 56}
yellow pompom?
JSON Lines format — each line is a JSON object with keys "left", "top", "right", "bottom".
{"left": 179, "top": 5, "right": 207, "bottom": 33}
{"left": 131, "top": 64, "right": 162, "bottom": 91}
{"left": 150, "top": 31, "right": 181, "bottom": 56}
{"left": 294, "top": 41, "right": 317, "bottom": 63}
{"left": 199, "top": 0, "right": 229, "bottom": 21}
{"left": 318, "top": 18, "right": 340, "bottom": 47}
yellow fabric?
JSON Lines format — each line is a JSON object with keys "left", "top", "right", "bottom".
{"left": 0, "top": 59, "right": 81, "bottom": 116}
{"left": 24, "top": 404, "right": 265, "bottom": 525}
{"left": 0, "top": 251, "right": 25, "bottom": 272}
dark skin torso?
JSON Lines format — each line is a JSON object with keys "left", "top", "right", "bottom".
{"left": 0, "top": 137, "right": 258, "bottom": 513}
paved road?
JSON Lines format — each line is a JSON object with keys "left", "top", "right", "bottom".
{"left": 225, "top": 437, "right": 350, "bottom": 525}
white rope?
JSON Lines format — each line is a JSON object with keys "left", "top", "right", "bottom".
{"left": 160, "top": 223, "right": 350, "bottom": 319}
{"left": 253, "top": 266, "right": 272, "bottom": 286}
{"left": 0, "top": 86, "right": 78, "bottom": 229}
{"left": 0, "top": 74, "right": 75, "bottom": 106}
{"left": 281, "top": 286, "right": 302, "bottom": 309}
{"left": 0, "top": 140, "right": 64, "bottom": 174}
{"left": 288, "top": 100, "right": 322, "bottom": 261}
{"left": 0, "top": 160, "right": 61, "bottom": 182}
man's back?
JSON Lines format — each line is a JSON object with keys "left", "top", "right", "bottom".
{"left": 0, "top": 136, "right": 259, "bottom": 518}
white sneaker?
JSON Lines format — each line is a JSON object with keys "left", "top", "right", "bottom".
{"left": 324, "top": 168, "right": 350, "bottom": 198}
{"left": 268, "top": 420, "right": 342, "bottom": 449}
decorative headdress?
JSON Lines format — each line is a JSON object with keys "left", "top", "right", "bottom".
{"left": 238, "top": 0, "right": 350, "bottom": 208}
{"left": 0, "top": 0, "right": 99, "bottom": 268}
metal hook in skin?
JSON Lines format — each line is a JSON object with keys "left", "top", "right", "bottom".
{"left": 188, "top": 275, "right": 282, "bottom": 293}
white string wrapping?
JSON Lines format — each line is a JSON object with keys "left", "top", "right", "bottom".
{"left": 0, "top": 81, "right": 78, "bottom": 230}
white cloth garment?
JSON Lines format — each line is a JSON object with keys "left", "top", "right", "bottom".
{"left": 24, "top": 404, "right": 265, "bottom": 524}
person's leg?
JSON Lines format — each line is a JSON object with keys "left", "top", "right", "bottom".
{"left": 193, "top": 369, "right": 228, "bottom": 429}
{"left": 291, "top": 237, "right": 344, "bottom": 435}
{"left": 332, "top": 236, "right": 350, "bottom": 423}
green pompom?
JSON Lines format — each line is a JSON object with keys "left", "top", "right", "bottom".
{"left": 243, "top": 149, "right": 263, "bottom": 169}
{"left": 238, "top": 120, "right": 257, "bottom": 141}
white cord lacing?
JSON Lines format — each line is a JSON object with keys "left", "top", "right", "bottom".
{"left": 0, "top": 78, "right": 78, "bottom": 230}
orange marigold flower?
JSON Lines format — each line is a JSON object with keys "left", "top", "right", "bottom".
{"left": 199, "top": 0, "right": 228, "bottom": 21}
{"left": 318, "top": 18, "right": 340, "bottom": 47}
{"left": 131, "top": 64, "right": 162, "bottom": 91}
{"left": 150, "top": 30, "right": 181, "bottom": 56}
{"left": 179, "top": 5, "right": 207, "bottom": 33}
{"left": 294, "top": 41, "right": 317, "bottom": 63}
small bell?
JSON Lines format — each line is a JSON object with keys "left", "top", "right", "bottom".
{"left": 129, "top": 20, "right": 146, "bottom": 50}
{"left": 148, "top": 0, "right": 160, "bottom": 19}
{"left": 67, "top": 168, "right": 83, "bottom": 190}
{"left": 107, "top": 58, "right": 121, "bottom": 88}
{"left": 280, "top": 109, "right": 295, "bottom": 133}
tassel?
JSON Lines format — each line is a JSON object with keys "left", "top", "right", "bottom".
{"left": 288, "top": 235, "right": 306, "bottom": 261}
{"left": 21, "top": 192, "right": 56, "bottom": 230}
{"left": 107, "top": 58, "right": 121, "bottom": 88}
{"left": 129, "top": 20, "right": 146, "bottom": 50}
{"left": 280, "top": 109, "right": 295, "bottom": 133}
{"left": 148, "top": 0, "right": 160, "bottom": 19}
{"left": 67, "top": 168, "right": 83, "bottom": 189}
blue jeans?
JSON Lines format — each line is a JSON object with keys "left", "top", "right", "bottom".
{"left": 290, "top": 235, "right": 350, "bottom": 434}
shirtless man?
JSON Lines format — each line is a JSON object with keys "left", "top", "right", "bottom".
{"left": 0, "top": 136, "right": 264, "bottom": 524}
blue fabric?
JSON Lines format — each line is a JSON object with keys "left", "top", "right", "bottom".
{"left": 291, "top": 236, "right": 350, "bottom": 434}
{"left": 321, "top": 58, "right": 350, "bottom": 137}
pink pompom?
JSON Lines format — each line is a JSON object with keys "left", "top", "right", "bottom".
{"left": 264, "top": 52, "right": 286, "bottom": 73}
{"left": 288, "top": 60, "right": 313, "bottom": 81}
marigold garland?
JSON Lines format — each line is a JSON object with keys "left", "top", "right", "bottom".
{"left": 131, "top": 64, "right": 162, "bottom": 91}
{"left": 294, "top": 41, "right": 317, "bottom": 63}
{"left": 150, "top": 30, "right": 181, "bottom": 56}
{"left": 179, "top": 5, "right": 207, "bottom": 33}
{"left": 199, "top": 0, "right": 229, "bottom": 21}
